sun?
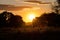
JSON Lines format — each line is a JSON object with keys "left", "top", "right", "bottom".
{"left": 28, "top": 14, "right": 35, "bottom": 22}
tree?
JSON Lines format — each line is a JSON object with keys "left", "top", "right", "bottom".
{"left": 52, "top": 0, "right": 60, "bottom": 14}
{"left": 10, "top": 15, "right": 25, "bottom": 27}
{"left": 32, "top": 17, "right": 40, "bottom": 27}
{"left": 57, "top": 0, "right": 60, "bottom": 13}
{"left": 0, "top": 11, "right": 25, "bottom": 27}
{"left": 57, "top": 0, "right": 60, "bottom": 5}
{"left": 0, "top": 11, "right": 14, "bottom": 27}
{"left": 32, "top": 13, "right": 49, "bottom": 27}
{"left": 33, "top": 12, "right": 60, "bottom": 27}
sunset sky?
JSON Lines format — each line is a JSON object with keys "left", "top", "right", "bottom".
{"left": 0, "top": 0, "right": 56, "bottom": 5}
{"left": 0, "top": 0, "right": 56, "bottom": 22}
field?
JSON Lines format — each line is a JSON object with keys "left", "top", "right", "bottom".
{"left": 0, "top": 27, "right": 60, "bottom": 40}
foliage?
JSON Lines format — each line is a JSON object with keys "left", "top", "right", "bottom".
{"left": 52, "top": 0, "right": 60, "bottom": 13}
{"left": 32, "top": 12, "right": 60, "bottom": 27}
{"left": 0, "top": 11, "right": 25, "bottom": 27}
{"left": 10, "top": 15, "right": 25, "bottom": 27}
{"left": 57, "top": 0, "right": 60, "bottom": 5}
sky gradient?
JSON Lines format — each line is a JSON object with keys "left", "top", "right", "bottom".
{"left": 0, "top": 0, "right": 56, "bottom": 5}
{"left": 0, "top": 0, "right": 56, "bottom": 22}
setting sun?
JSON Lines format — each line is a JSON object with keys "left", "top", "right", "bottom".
{"left": 26, "top": 13, "right": 36, "bottom": 22}
{"left": 28, "top": 14, "right": 35, "bottom": 21}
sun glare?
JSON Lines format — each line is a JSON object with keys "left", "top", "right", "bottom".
{"left": 28, "top": 14, "right": 35, "bottom": 22}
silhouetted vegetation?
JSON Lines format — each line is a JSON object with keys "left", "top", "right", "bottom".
{"left": 33, "top": 12, "right": 60, "bottom": 27}
{"left": 52, "top": 0, "right": 60, "bottom": 13}
{"left": 0, "top": 11, "right": 25, "bottom": 27}
{"left": 57, "top": 0, "right": 60, "bottom": 5}
{"left": 11, "top": 15, "right": 25, "bottom": 27}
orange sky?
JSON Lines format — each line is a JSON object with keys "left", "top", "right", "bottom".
{"left": 11, "top": 6, "right": 52, "bottom": 22}
{"left": 0, "top": 4, "right": 52, "bottom": 22}
{"left": 0, "top": 2, "right": 52, "bottom": 22}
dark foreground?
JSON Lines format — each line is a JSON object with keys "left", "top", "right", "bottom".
{"left": 0, "top": 27, "right": 60, "bottom": 40}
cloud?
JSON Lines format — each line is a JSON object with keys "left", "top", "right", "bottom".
{"left": 15, "top": 0, "right": 20, "bottom": 1}
{"left": 0, "top": 4, "right": 32, "bottom": 11}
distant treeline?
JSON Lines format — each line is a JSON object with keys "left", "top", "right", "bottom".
{"left": 33, "top": 12, "right": 60, "bottom": 27}
{"left": 0, "top": 11, "right": 60, "bottom": 28}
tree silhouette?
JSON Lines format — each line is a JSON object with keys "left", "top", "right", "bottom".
{"left": 0, "top": 11, "right": 14, "bottom": 27}
{"left": 32, "top": 17, "right": 40, "bottom": 27}
{"left": 0, "top": 11, "right": 25, "bottom": 27}
{"left": 32, "top": 13, "right": 48, "bottom": 27}
{"left": 33, "top": 12, "right": 60, "bottom": 27}
{"left": 55, "top": 0, "right": 60, "bottom": 13}
{"left": 11, "top": 15, "right": 25, "bottom": 27}
{"left": 57, "top": 0, "right": 60, "bottom": 5}
{"left": 52, "top": 0, "right": 60, "bottom": 14}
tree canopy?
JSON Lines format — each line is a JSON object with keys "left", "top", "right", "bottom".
{"left": 32, "top": 12, "right": 60, "bottom": 27}
{"left": 0, "top": 11, "right": 25, "bottom": 27}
